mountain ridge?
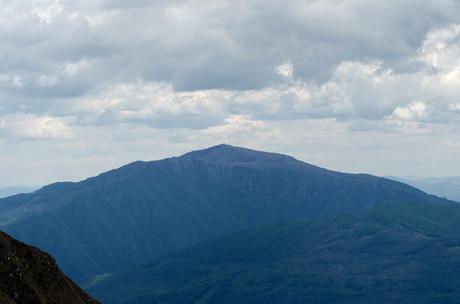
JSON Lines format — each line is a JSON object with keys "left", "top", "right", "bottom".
{"left": 0, "top": 186, "right": 36, "bottom": 199}
{"left": 0, "top": 144, "right": 452, "bottom": 280}
{"left": 387, "top": 176, "right": 460, "bottom": 202}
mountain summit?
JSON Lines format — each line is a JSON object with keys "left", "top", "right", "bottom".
{"left": 0, "top": 145, "right": 451, "bottom": 280}
{"left": 184, "top": 144, "right": 300, "bottom": 164}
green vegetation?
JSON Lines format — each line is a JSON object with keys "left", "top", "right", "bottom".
{"left": 0, "top": 145, "right": 450, "bottom": 281}
{"left": 370, "top": 201, "right": 460, "bottom": 236}
{"left": 90, "top": 202, "right": 460, "bottom": 304}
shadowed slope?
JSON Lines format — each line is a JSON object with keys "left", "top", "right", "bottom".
{"left": 0, "top": 145, "right": 451, "bottom": 280}
{"left": 90, "top": 202, "right": 460, "bottom": 304}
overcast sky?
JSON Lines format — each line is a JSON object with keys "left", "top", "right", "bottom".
{"left": 1, "top": 0, "right": 460, "bottom": 186}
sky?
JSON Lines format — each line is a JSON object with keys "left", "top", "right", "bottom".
{"left": 1, "top": 0, "right": 460, "bottom": 186}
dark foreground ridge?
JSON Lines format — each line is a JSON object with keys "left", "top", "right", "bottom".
{"left": 0, "top": 230, "right": 99, "bottom": 304}
{"left": 0, "top": 144, "right": 453, "bottom": 280}
{"left": 90, "top": 202, "right": 460, "bottom": 304}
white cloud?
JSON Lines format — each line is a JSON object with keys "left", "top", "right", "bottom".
{"left": 63, "top": 60, "right": 91, "bottom": 76}
{"left": 448, "top": 103, "right": 460, "bottom": 112}
{"left": 31, "top": 0, "right": 64, "bottom": 24}
{"left": 419, "top": 23, "right": 460, "bottom": 68}
{"left": 0, "top": 74, "right": 23, "bottom": 89}
{"left": 276, "top": 63, "right": 294, "bottom": 79}
{"left": 388, "top": 101, "right": 428, "bottom": 121}
{"left": 0, "top": 113, "right": 73, "bottom": 140}
{"left": 71, "top": 81, "right": 230, "bottom": 128}
{"left": 203, "top": 114, "right": 279, "bottom": 142}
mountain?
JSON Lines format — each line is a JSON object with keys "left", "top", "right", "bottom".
{"left": 0, "top": 144, "right": 451, "bottom": 280}
{"left": 89, "top": 201, "right": 460, "bottom": 304}
{"left": 0, "top": 186, "right": 36, "bottom": 199}
{"left": 0, "top": 230, "right": 99, "bottom": 304}
{"left": 388, "top": 176, "right": 460, "bottom": 202}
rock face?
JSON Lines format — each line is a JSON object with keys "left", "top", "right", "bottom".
{"left": 0, "top": 230, "right": 99, "bottom": 304}
{"left": 0, "top": 144, "right": 452, "bottom": 280}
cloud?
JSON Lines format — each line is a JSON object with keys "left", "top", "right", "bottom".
{"left": 276, "top": 63, "right": 294, "bottom": 79}
{"left": 0, "top": 113, "right": 73, "bottom": 140}
{"left": 384, "top": 101, "right": 431, "bottom": 133}
{"left": 418, "top": 23, "right": 460, "bottom": 69}
{"left": 389, "top": 101, "right": 428, "bottom": 121}
{"left": 1, "top": 0, "right": 459, "bottom": 99}
{"left": 448, "top": 103, "right": 460, "bottom": 112}
{"left": 2, "top": 1, "right": 460, "bottom": 185}
{"left": 69, "top": 81, "right": 229, "bottom": 128}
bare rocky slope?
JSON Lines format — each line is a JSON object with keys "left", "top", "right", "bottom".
{"left": 0, "top": 230, "right": 99, "bottom": 304}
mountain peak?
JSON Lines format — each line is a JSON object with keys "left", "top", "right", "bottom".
{"left": 186, "top": 143, "right": 251, "bottom": 155}
{"left": 208, "top": 143, "right": 234, "bottom": 149}
{"left": 182, "top": 144, "right": 299, "bottom": 166}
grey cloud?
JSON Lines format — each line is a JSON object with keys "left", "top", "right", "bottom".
{"left": 2, "top": 0, "right": 459, "bottom": 101}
